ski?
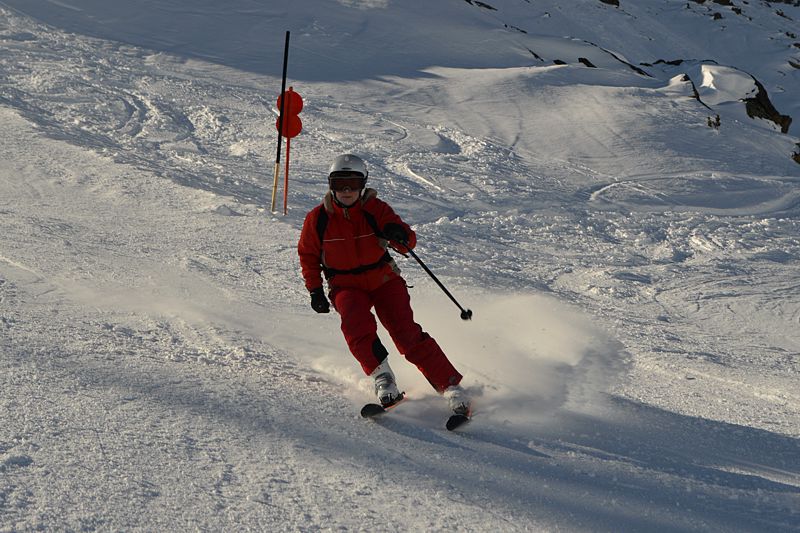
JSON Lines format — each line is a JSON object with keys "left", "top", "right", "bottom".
{"left": 446, "top": 413, "right": 470, "bottom": 431}
{"left": 360, "top": 392, "right": 406, "bottom": 418}
{"left": 361, "top": 394, "right": 471, "bottom": 431}
{"left": 360, "top": 403, "right": 388, "bottom": 417}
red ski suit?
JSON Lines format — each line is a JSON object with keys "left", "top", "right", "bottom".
{"left": 297, "top": 189, "right": 462, "bottom": 392}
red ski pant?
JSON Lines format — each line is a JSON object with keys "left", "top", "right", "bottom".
{"left": 331, "top": 277, "right": 462, "bottom": 393}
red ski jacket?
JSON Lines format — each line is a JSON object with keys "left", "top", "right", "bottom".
{"left": 298, "top": 189, "right": 416, "bottom": 293}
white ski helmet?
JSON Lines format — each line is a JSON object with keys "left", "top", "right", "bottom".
{"left": 328, "top": 154, "right": 368, "bottom": 179}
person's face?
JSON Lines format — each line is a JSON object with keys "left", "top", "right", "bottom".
{"left": 329, "top": 173, "right": 365, "bottom": 207}
{"left": 334, "top": 188, "right": 360, "bottom": 206}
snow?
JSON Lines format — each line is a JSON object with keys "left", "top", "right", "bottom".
{"left": 1, "top": 0, "right": 799, "bottom": 531}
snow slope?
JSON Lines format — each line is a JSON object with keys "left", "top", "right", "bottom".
{"left": 1, "top": 0, "right": 799, "bottom": 531}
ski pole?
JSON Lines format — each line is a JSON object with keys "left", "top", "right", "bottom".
{"left": 403, "top": 246, "right": 473, "bottom": 321}
{"left": 271, "top": 31, "right": 290, "bottom": 212}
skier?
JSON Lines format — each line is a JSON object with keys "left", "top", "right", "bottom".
{"left": 297, "top": 154, "right": 470, "bottom": 417}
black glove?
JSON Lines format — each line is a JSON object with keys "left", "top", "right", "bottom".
{"left": 383, "top": 223, "right": 408, "bottom": 244}
{"left": 310, "top": 287, "right": 330, "bottom": 313}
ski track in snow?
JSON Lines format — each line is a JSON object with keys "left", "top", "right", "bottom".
{"left": 1, "top": 2, "right": 799, "bottom": 531}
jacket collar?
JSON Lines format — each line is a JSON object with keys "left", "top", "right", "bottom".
{"left": 324, "top": 188, "right": 378, "bottom": 217}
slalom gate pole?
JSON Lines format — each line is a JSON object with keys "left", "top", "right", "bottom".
{"left": 404, "top": 247, "right": 473, "bottom": 321}
{"left": 283, "top": 136, "right": 290, "bottom": 215}
{"left": 271, "top": 30, "right": 290, "bottom": 212}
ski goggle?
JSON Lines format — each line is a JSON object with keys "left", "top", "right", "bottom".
{"left": 329, "top": 173, "right": 366, "bottom": 192}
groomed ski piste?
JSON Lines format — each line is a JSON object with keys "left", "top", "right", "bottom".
{"left": 1, "top": 0, "right": 799, "bottom": 531}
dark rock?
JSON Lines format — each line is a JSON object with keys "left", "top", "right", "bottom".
{"left": 685, "top": 76, "right": 706, "bottom": 106}
{"left": 528, "top": 48, "right": 544, "bottom": 61}
{"left": 464, "top": 0, "right": 498, "bottom": 10}
{"left": 652, "top": 59, "right": 686, "bottom": 66}
{"left": 600, "top": 0, "right": 620, "bottom": 6}
{"left": 667, "top": 71, "right": 712, "bottom": 109}
{"left": 585, "top": 42, "right": 653, "bottom": 77}
{"left": 505, "top": 24, "right": 527, "bottom": 34}
{"left": 743, "top": 78, "right": 792, "bottom": 133}
{"left": 578, "top": 57, "right": 598, "bottom": 67}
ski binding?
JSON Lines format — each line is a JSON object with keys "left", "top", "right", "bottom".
{"left": 360, "top": 392, "right": 406, "bottom": 418}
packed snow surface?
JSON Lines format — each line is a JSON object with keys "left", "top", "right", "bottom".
{"left": 1, "top": 0, "right": 799, "bottom": 531}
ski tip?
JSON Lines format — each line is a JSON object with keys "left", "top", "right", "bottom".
{"left": 360, "top": 403, "right": 386, "bottom": 418}
{"left": 446, "top": 414, "right": 471, "bottom": 431}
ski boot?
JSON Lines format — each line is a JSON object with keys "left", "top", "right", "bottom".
{"left": 371, "top": 359, "right": 401, "bottom": 407}
{"left": 443, "top": 385, "right": 471, "bottom": 430}
{"left": 443, "top": 385, "right": 471, "bottom": 416}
